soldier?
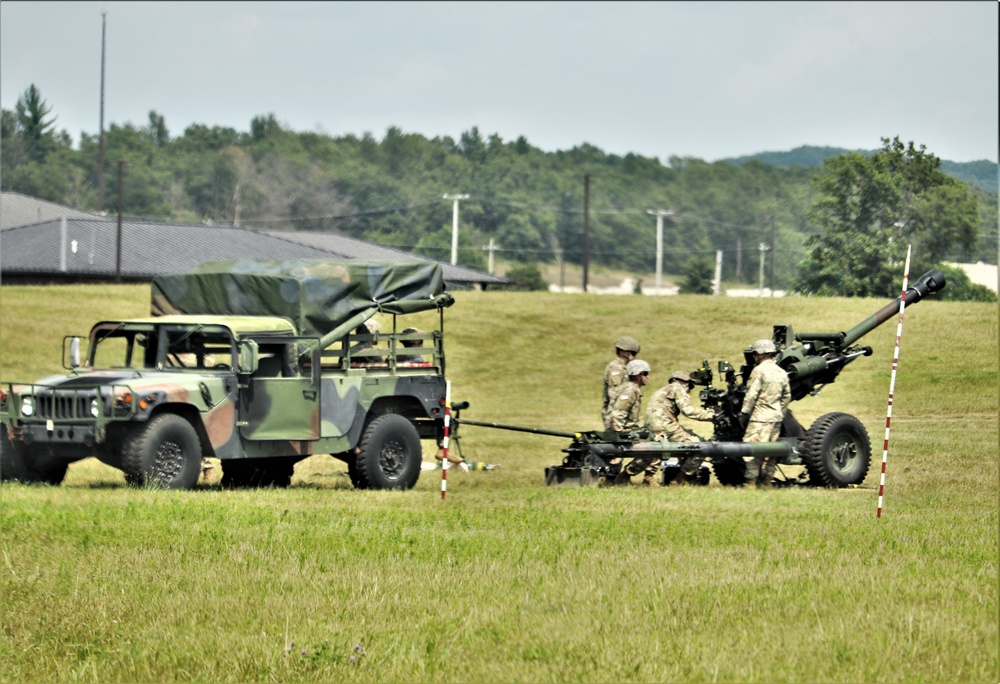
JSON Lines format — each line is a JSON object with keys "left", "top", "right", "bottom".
{"left": 645, "top": 370, "right": 716, "bottom": 485}
{"left": 398, "top": 327, "right": 425, "bottom": 364}
{"left": 739, "top": 339, "right": 791, "bottom": 487}
{"left": 606, "top": 359, "right": 651, "bottom": 485}
{"left": 602, "top": 336, "right": 641, "bottom": 425}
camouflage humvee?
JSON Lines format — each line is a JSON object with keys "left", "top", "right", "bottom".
{"left": 0, "top": 260, "right": 454, "bottom": 490}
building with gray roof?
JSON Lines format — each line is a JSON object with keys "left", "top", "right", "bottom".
{"left": 0, "top": 192, "right": 508, "bottom": 289}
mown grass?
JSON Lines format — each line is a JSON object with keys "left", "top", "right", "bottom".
{"left": 0, "top": 284, "right": 996, "bottom": 682}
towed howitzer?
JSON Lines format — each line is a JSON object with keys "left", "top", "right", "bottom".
{"left": 456, "top": 269, "right": 944, "bottom": 488}
{"left": 689, "top": 269, "right": 945, "bottom": 486}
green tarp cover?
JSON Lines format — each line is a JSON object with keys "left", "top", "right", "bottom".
{"left": 151, "top": 259, "right": 447, "bottom": 338}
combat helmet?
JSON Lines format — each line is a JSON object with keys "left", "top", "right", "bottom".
{"left": 615, "top": 336, "right": 641, "bottom": 353}
{"left": 625, "top": 359, "right": 651, "bottom": 377}
{"left": 751, "top": 339, "right": 777, "bottom": 355}
{"left": 669, "top": 370, "right": 692, "bottom": 384}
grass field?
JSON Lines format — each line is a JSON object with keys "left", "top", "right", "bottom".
{"left": 0, "top": 283, "right": 996, "bottom": 682}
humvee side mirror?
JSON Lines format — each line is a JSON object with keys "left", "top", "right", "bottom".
{"left": 64, "top": 336, "right": 82, "bottom": 369}
{"left": 238, "top": 340, "right": 259, "bottom": 374}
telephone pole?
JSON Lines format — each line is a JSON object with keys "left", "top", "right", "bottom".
{"left": 646, "top": 209, "right": 673, "bottom": 291}
{"left": 97, "top": 9, "right": 108, "bottom": 212}
{"left": 443, "top": 194, "right": 469, "bottom": 265}
{"left": 582, "top": 174, "right": 593, "bottom": 292}
{"left": 115, "top": 160, "right": 125, "bottom": 282}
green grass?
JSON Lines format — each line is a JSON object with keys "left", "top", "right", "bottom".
{"left": 1, "top": 284, "right": 997, "bottom": 682}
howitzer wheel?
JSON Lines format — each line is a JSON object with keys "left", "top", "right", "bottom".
{"left": 712, "top": 456, "right": 747, "bottom": 486}
{"left": 802, "top": 412, "right": 871, "bottom": 487}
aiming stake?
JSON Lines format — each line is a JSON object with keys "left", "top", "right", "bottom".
{"left": 441, "top": 381, "right": 452, "bottom": 501}
{"left": 877, "top": 245, "right": 911, "bottom": 519}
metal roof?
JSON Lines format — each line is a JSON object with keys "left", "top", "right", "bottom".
{"left": 0, "top": 217, "right": 507, "bottom": 288}
{"left": 1, "top": 191, "right": 96, "bottom": 230}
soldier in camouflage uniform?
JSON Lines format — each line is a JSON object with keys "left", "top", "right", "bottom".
{"left": 740, "top": 339, "right": 791, "bottom": 487}
{"left": 602, "top": 336, "right": 640, "bottom": 426}
{"left": 645, "top": 370, "right": 716, "bottom": 484}
{"left": 606, "top": 359, "right": 650, "bottom": 485}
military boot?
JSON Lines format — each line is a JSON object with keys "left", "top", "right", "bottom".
{"left": 613, "top": 471, "right": 632, "bottom": 486}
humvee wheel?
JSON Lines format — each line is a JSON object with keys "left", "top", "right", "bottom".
{"left": 122, "top": 414, "right": 202, "bottom": 489}
{"left": 354, "top": 414, "right": 421, "bottom": 490}
{"left": 221, "top": 458, "right": 294, "bottom": 488}
{"left": 712, "top": 456, "right": 746, "bottom": 486}
{"left": 1, "top": 432, "right": 69, "bottom": 485}
{"left": 802, "top": 412, "right": 871, "bottom": 488}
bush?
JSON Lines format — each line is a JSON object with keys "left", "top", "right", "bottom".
{"left": 500, "top": 263, "right": 548, "bottom": 291}
{"left": 679, "top": 256, "right": 714, "bottom": 294}
{"left": 935, "top": 264, "right": 997, "bottom": 302}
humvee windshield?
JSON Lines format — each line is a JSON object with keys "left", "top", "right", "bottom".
{"left": 89, "top": 323, "right": 236, "bottom": 370}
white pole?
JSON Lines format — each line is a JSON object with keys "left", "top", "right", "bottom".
{"left": 655, "top": 214, "right": 663, "bottom": 290}
{"left": 646, "top": 209, "right": 672, "bottom": 291}
{"left": 443, "top": 194, "right": 469, "bottom": 265}
{"left": 877, "top": 245, "right": 912, "bottom": 518}
{"left": 713, "top": 250, "right": 722, "bottom": 295}
{"left": 758, "top": 243, "right": 767, "bottom": 297}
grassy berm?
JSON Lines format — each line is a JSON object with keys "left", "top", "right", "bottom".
{"left": 0, "top": 284, "right": 996, "bottom": 683}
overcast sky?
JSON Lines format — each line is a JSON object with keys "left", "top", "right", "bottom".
{"left": 2, "top": 1, "right": 997, "bottom": 164}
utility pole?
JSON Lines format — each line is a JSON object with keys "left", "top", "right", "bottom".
{"left": 768, "top": 215, "right": 777, "bottom": 295}
{"left": 482, "top": 238, "right": 500, "bottom": 274}
{"left": 115, "top": 161, "right": 125, "bottom": 282}
{"left": 758, "top": 242, "right": 768, "bottom": 297}
{"left": 582, "top": 174, "right": 593, "bottom": 292}
{"left": 443, "top": 194, "right": 469, "bottom": 265}
{"left": 735, "top": 230, "right": 742, "bottom": 282}
{"left": 646, "top": 209, "right": 673, "bottom": 291}
{"left": 97, "top": 9, "right": 108, "bottom": 212}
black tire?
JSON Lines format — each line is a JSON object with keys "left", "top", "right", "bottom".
{"left": 353, "top": 414, "right": 421, "bottom": 490}
{"left": 121, "top": 414, "right": 202, "bottom": 490}
{"left": 802, "top": 412, "right": 871, "bottom": 488}
{"left": 661, "top": 461, "right": 681, "bottom": 485}
{"left": 712, "top": 456, "right": 746, "bottom": 486}
{"left": 1, "top": 432, "right": 68, "bottom": 485}
{"left": 221, "top": 457, "right": 295, "bottom": 488}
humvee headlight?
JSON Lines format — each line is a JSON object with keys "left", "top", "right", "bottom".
{"left": 21, "top": 396, "right": 35, "bottom": 417}
{"left": 91, "top": 398, "right": 100, "bottom": 417}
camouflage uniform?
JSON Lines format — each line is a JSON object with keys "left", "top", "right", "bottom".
{"left": 601, "top": 337, "right": 640, "bottom": 424}
{"left": 645, "top": 378, "right": 715, "bottom": 478}
{"left": 741, "top": 356, "right": 791, "bottom": 484}
{"left": 601, "top": 356, "right": 628, "bottom": 425}
{"left": 605, "top": 380, "right": 644, "bottom": 432}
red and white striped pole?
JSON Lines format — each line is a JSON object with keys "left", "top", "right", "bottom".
{"left": 877, "top": 245, "right": 911, "bottom": 519}
{"left": 441, "top": 381, "right": 452, "bottom": 501}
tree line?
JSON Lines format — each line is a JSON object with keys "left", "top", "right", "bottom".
{"left": 2, "top": 85, "right": 996, "bottom": 300}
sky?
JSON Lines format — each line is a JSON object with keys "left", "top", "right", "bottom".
{"left": 2, "top": 1, "right": 997, "bottom": 164}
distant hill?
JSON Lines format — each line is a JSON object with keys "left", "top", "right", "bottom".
{"left": 722, "top": 145, "right": 998, "bottom": 193}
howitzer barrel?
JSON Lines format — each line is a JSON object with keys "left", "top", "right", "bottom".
{"left": 841, "top": 269, "right": 945, "bottom": 347}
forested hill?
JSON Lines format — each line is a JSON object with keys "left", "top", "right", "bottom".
{"left": 722, "top": 145, "right": 998, "bottom": 193}
{"left": 2, "top": 97, "right": 996, "bottom": 287}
